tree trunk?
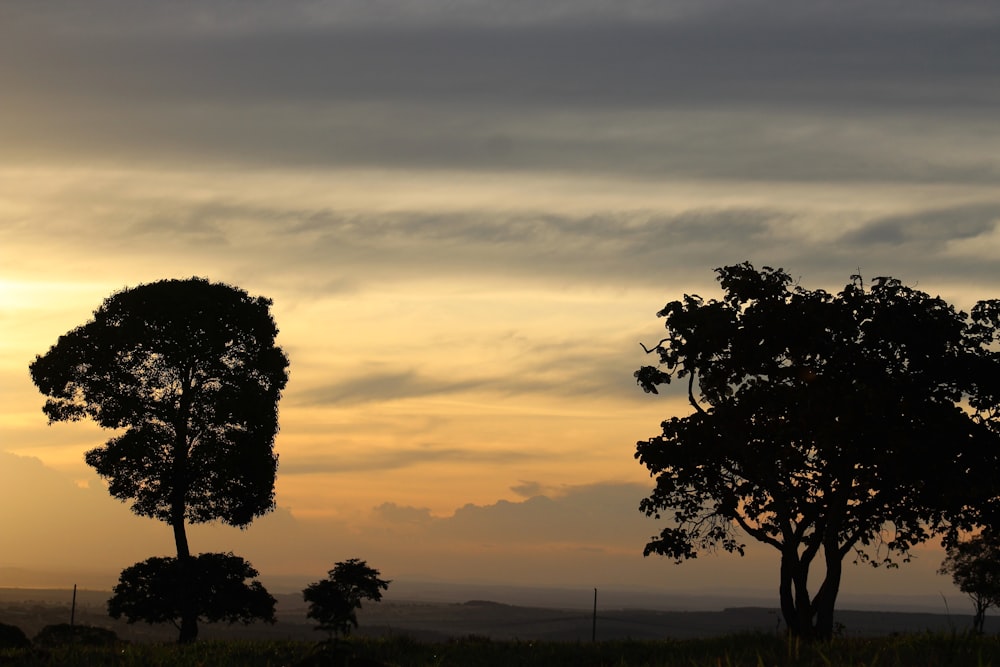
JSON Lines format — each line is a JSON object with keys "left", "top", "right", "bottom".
{"left": 172, "top": 517, "right": 191, "bottom": 560}
{"left": 778, "top": 541, "right": 847, "bottom": 641}
{"left": 812, "top": 542, "right": 843, "bottom": 640}
{"left": 172, "top": 409, "right": 198, "bottom": 644}
{"left": 973, "top": 597, "right": 987, "bottom": 634}
{"left": 778, "top": 552, "right": 799, "bottom": 635}
{"left": 172, "top": 517, "right": 199, "bottom": 644}
{"left": 779, "top": 551, "right": 815, "bottom": 638}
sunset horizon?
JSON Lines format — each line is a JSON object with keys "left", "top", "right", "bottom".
{"left": 3, "top": 0, "right": 1000, "bottom": 624}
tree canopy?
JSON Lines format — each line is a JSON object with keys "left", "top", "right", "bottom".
{"left": 635, "top": 263, "right": 1000, "bottom": 639}
{"left": 108, "top": 553, "right": 276, "bottom": 628}
{"left": 30, "top": 277, "right": 289, "bottom": 530}
{"left": 304, "top": 559, "right": 391, "bottom": 639}
{"left": 30, "top": 277, "right": 288, "bottom": 642}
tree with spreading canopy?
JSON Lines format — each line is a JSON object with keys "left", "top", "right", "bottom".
{"left": 304, "top": 558, "right": 391, "bottom": 640}
{"left": 635, "top": 262, "right": 1000, "bottom": 639}
{"left": 108, "top": 553, "right": 276, "bottom": 630}
{"left": 30, "top": 277, "right": 289, "bottom": 643}
{"left": 939, "top": 531, "right": 1000, "bottom": 634}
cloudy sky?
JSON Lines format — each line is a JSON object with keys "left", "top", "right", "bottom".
{"left": 2, "top": 0, "right": 999, "bottom": 606}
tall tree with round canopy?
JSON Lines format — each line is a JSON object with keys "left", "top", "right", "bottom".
{"left": 30, "top": 277, "right": 289, "bottom": 643}
{"left": 635, "top": 263, "right": 1000, "bottom": 639}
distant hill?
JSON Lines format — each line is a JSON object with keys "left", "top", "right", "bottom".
{"left": 0, "top": 585, "right": 989, "bottom": 642}
{"left": 0, "top": 567, "right": 968, "bottom": 615}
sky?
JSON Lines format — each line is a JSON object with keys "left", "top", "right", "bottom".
{"left": 1, "top": 0, "right": 1000, "bottom": 608}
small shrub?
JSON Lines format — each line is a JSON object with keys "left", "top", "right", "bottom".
{"left": 0, "top": 622, "right": 30, "bottom": 649}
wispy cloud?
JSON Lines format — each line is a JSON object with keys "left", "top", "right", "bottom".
{"left": 280, "top": 444, "right": 548, "bottom": 475}
{"left": 510, "top": 480, "right": 546, "bottom": 498}
{"left": 842, "top": 204, "right": 1000, "bottom": 246}
{"left": 296, "top": 370, "right": 488, "bottom": 407}
{"left": 4, "top": 188, "right": 791, "bottom": 292}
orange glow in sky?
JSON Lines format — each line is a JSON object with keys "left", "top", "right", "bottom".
{"left": 3, "top": 2, "right": 999, "bottom": 610}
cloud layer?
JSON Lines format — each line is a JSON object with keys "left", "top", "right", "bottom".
{"left": 3, "top": 1, "right": 999, "bottom": 184}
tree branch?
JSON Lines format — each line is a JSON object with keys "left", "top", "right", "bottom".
{"left": 732, "top": 511, "right": 783, "bottom": 551}
{"left": 639, "top": 339, "right": 670, "bottom": 355}
{"left": 688, "top": 372, "right": 707, "bottom": 415}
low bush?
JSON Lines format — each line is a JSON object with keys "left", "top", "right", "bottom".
{"left": 0, "top": 622, "right": 30, "bottom": 649}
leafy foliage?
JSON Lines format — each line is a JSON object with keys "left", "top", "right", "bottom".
{"left": 939, "top": 530, "right": 1000, "bottom": 633}
{"left": 0, "top": 622, "right": 30, "bottom": 649}
{"left": 30, "top": 278, "right": 288, "bottom": 642}
{"left": 108, "top": 553, "right": 276, "bottom": 628}
{"left": 303, "top": 558, "right": 391, "bottom": 638}
{"left": 635, "top": 262, "right": 1000, "bottom": 638}
{"left": 30, "top": 277, "right": 289, "bottom": 528}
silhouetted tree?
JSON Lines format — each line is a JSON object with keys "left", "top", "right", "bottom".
{"left": 108, "top": 553, "right": 276, "bottom": 631}
{"left": 0, "top": 623, "right": 29, "bottom": 649}
{"left": 304, "top": 559, "right": 391, "bottom": 639}
{"left": 30, "top": 277, "right": 288, "bottom": 643}
{"left": 635, "top": 263, "right": 1000, "bottom": 640}
{"left": 939, "top": 531, "right": 1000, "bottom": 634}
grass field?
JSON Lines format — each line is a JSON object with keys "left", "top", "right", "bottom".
{"left": 1, "top": 588, "right": 993, "bottom": 664}
{"left": 2, "top": 633, "right": 1000, "bottom": 666}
